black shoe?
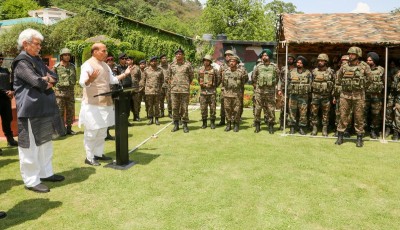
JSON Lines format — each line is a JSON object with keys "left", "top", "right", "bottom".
{"left": 268, "top": 124, "right": 274, "bottom": 134}
{"left": 85, "top": 158, "right": 101, "bottom": 166}
{"left": 147, "top": 118, "right": 153, "bottom": 125}
{"left": 127, "top": 122, "right": 134, "bottom": 127}
{"left": 218, "top": 117, "right": 226, "bottom": 126}
{"left": 210, "top": 120, "right": 216, "bottom": 129}
{"left": 370, "top": 129, "right": 378, "bottom": 139}
{"left": 66, "top": 126, "right": 76, "bottom": 135}
{"left": 392, "top": 131, "right": 399, "bottom": 141}
{"left": 41, "top": 174, "right": 65, "bottom": 182}
{"left": 335, "top": 132, "right": 344, "bottom": 145}
{"left": 224, "top": 121, "right": 231, "bottom": 132}
{"left": 94, "top": 155, "right": 112, "bottom": 161}
{"left": 171, "top": 121, "right": 179, "bottom": 132}
{"left": 183, "top": 122, "right": 189, "bottom": 133}
{"left": 6, "top": 136, "right": 18, "bottom": 146}
{"left": 233, "top": 122, "right": 239, "bottom": 132}
{"left": 105, "top": 135, "right": 115, "bottom": 141}
{"left": 25, "top": 183, "right": 50, "bottom": 193}
{"left": 254, "top": 122, "right": 260, "bottom": 133}
{"left": 201, "top": 119, "right": 207, "bottom": 129}
{"left": 134, "top": 116, "right": 140, "bottom": 121}
{"left": 0, "top": 211, "right": 6, "bottom": 219}
{"left": 289, "top": 126, "right": 295, "bottom": 134}
{"left": 356, "top": 134, "right": 364, "bottom": 147}
{"left": 155, "top": 118, "right": 160, "bottom": 125}
{"left": 299, "top": 127, "right": 305, "bottom": 135}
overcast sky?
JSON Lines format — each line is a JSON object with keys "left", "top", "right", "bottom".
{"left": 198, "top": 0, "right": 398, "bottom": 13}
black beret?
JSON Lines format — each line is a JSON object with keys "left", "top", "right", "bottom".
{"left": 159, "top": 54, "right": 167, "bottom": 58}
{"left": 139, "top": 60, "right": 146, "bottom": 64}
{"left": 118, "top": 53, "right": 127, "bottom": 59}
{"left": 150, "top": 56, "right": 158, "bottom": 61}
{"left": 174, "top": 48, "right": 184, "bottom": 55}
{"left": 367, "top": 52, "right": 379, "bottom": 64}
{"left": 296, "top": 55, "right": 308, "bottom": 66}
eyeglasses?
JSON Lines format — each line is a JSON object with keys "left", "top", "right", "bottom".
{"left": 29, "top": 41, "right": 42, "bottom": 47}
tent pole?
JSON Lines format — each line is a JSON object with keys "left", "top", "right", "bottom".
{"left": 381, "top": 47, "right": 389, "bottom": 143}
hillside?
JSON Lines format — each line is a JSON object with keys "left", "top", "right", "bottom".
{"left": 46, "top": 0, "right": 203, "bottom": 36}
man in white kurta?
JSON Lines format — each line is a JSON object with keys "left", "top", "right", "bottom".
{"left": 79, "top": 43, "right": 131, "bottom": 166}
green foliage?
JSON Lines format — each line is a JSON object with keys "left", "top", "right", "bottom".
{"left": 199, "top": 0, "right": 300, "bottom": 41}
{"left": 0, "top": 23, "right": 50, "bottom": 56}
{"left": 81, "top": 45, "right": 92, "bottom": 63}
{"left": 0, "top": 0, "right": 40, "bottom": 20}
{"left": 125, "top": 50, "right": 146, "bottom": 62}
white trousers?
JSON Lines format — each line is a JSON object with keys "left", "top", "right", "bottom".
{"left": 19, "top": 120, "right": 54, "bottom": 187}
{"left": 84, "top": 127, "right": 107, "bottom": 161}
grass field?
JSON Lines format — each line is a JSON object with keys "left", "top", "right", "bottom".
{"left": 1, "top": 104, "right": 399, "bottom": 229}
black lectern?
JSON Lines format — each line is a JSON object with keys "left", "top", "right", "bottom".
{"left": 94, "top": 88, "right": 135, "bottom": 170}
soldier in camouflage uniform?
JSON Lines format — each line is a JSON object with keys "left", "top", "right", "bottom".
{"left": 287, "top": 56, "right": 312, "bottom": 135}
{"left": 116, "top": 53, "right": 134, "bottom": 126}
{"left": 365, "top": 52, "right": 384, "bottom": 139}
{"left": 310, "top": 53, "right": 335, "bottom": 136}
{"left": 218, "top": 50, "right": 235, "bottom": 126}
{"left": 167, "top": 48, "right": 194, "bottom": 133}
{"left": 221, "top": 56, "right": 248, "bottom": 132}
{"left": 335, "top": 47, "right": 372, "bottom": 147}
{"left": 384, "top": 60, "right": 399, "bottom": 137}
{"left": 141, "top": 56, "right": 164, "bottom": 125}
{"left": 252, "top": 49, "right": 281, "bottom": 133}
{"left": 279, "top": 53, "right": 296, "bottom": 130}
{"left": 392, "top": 70, "right": 400, "bottom": 141}
{"left": 333, "top": 55, "right": 350, "bottom": 137}
{"left": 198, "top": 55, "right": 219, "bottom": 129}
{"left": 159, "top": 54, "right": 172, "bottom": 118}
{"left": 54, "top": 48, "right": 76, "bottom": 135}
{"left": 130, "top": 60, "right": 143, "bottom": 121}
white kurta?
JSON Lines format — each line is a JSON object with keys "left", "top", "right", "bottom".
{"left": 79, "top": 60, "right": 120, "bottom": 160}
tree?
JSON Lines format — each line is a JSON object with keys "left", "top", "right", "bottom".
{"left": 0, "top": 0, "right": 40, "bottom": 20}
{"left": 391, "top": 7, "right": 400, "bottom": 14}
{"left": 199, "top": 0, "right": 301, "bottom": 41}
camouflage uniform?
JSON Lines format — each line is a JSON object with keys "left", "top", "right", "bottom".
{"left": 130, "top": 65, "right": 143, "bottom": 120}
{"left": 54, "top": 50, "right": 76, "bottom": 134}
{"left": 141, "top": 63, "right": 164, "bottom": 124}
{"left": 221, "top": 56, "right": 247, "bottom": 132}
{"left": 310, "top": 55, "right": 335, "bottom": 136}
{"left": 168, "top": 50, "right": 194, "bottom": 133}
{"left": 364, "top": 63, "right": 384, "bottom": 138}
{"left": 159, "top": 59, "right": 171, "bottom": 118}
{"left": 385, "top": 65, "right": 399, "bottom": 137}
{"left": 238, "top": 63, "right": 249, "bottom": 119}
{"left": 392, "top": 71, "right": 400, "bottom": 140}
{"left": 219, "top": 62, "right": 229, "bottom": 123}
{"left": 335, "top": 47, "right": 372, "bottom": 147}
{"left": 198, "top": 56, "right": 219, "bottom": 129}
{"left": 279, "top": 54, "right": 296, "bottom": 130}
{"left": 287, "top": 58, "right": 312, "bottom": 135}
{"left": 253, "top": 61, "right": 280, "bottom": 133}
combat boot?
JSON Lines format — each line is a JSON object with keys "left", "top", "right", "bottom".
{"left": 224, "top": 121, "right": 231, "bottom": 132}
{"left": 147, "top": 117, "right": 153, "bottom": 125}
{"left": 6, "top": 135, "right": 18, "bottom": 146}
{"left": 322, "top": 126, "right": 328, "bottom": 137}
{"left": 171, "top": 121, "right": 179, "bottom": 132}
{"left": 183, "top": 122, "right": 189, "bottom": 133}
{"left": 279, "top": 120, "right": 284, "bottom": 131}
{"left": 370, "top": 129, "right": 378, "bottom": 139}
{"left": 356, "top": 134, "right": 364, "bottom": 147}
{"left": 66, "top": 126, "right": 76, "bottom": 135}
{"left": 289, "top": 126, "right": 295, "bottom": 134}
{"left": 299, "top": 127, "right": 306, "bottom": 135}
{"left": 233, "top": 122, "right": 239, "bottom": 132}
{"left": 155, "top": 118, "right": 160, "bottom": 125}
{"left": 343, "top": 128, "right": 351, "bottom": 138}
{"left": 160, "top": 110, "right": 164, "bottom": 117}
{"left": 311, "top": 125, "right": 318, "bottom": 136}
{"left": 168, "top": 111, "right": 172, "bottom": 119}
{"left": 392, "top": 130, "right": 399, "bottom": 141}
{"left": 210, "top": 119, "right": 216, "bottom": 129}
{"left": 335, "top": 132, "right": 344, "bottom": 145}
{"left": 268, "top": 123, "right": 274, "bottom": 134}
{"left": 218, "top": 117, "right": 226, "bottom": 126}
{"left": 201, "top": 119, "right": 207, "bottom": 129}
{"left": 254, "top": 121, "right": 261, "bottom": 133}
{"left": 385, "top": 126, "right": 391, "bottom": 138}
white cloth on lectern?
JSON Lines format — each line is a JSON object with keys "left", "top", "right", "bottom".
{"left": 19, "top": 119, "right": 54, "bottom": 187}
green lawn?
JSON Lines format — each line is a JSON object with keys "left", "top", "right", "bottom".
{"left": 1, "top": 104, "right": 399, "bottom": 229}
